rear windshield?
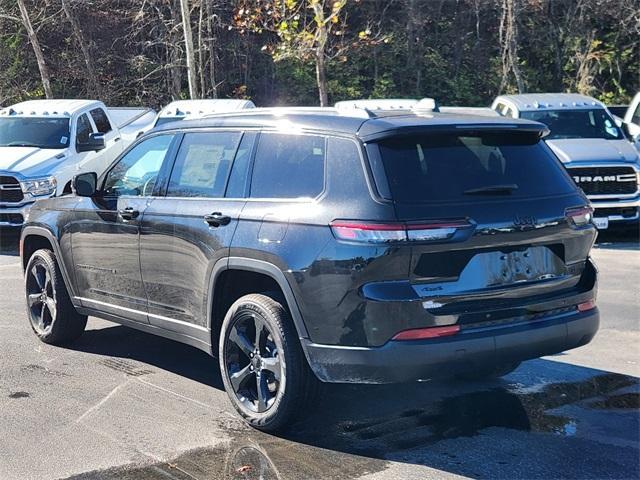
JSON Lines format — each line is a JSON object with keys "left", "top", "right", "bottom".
{"left": 374, "top": 132, "right": 575, "bottom": 204}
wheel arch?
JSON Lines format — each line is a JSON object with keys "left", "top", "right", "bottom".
{"left": 207, "top": 257, "right": 310, "bottom": 356}
{"left": 21, "top": 226, "right": 77, "bottom": 299}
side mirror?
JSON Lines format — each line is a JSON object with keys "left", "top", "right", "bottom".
{"left": 77, "top": 132, "right": 105, "bottom": 152}
{"left": 72, "top": 172, "right": 98, "bottom": 197}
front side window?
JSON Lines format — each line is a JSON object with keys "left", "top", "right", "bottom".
{"left": 76, "top": 114, "right": 93, "bottom": 148}
{"left": 250, "top": 133, "right": 326, "bottom": 199}
{"left": 90, "top": 108, "right": 112, "bottom": 134}
{"left": 375, "top": 132, "right": 575, "bottom": 204}
{"left": 103, "top": 134, "right": 174, "bottom": 197}
{"left": 520, "top": 109, "right": 623, "bottom": 140}
{"left": 167, "top": 132, "right": 241, "bottom": 198}
{"left": 0, "top": 117, "right": 70, "bottom": 149}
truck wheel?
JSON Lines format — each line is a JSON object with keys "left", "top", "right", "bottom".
{"left": 219, "top": 293, "right": 315, "bottom": 432}
{"left": 25, "top": 249, "right": 87, "bottom": 345}
{"left": 456, "top": 362, "right": 521, "bottom": 381}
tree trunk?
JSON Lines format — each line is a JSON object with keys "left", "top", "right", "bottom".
{"left": 311, "top": 1, "right": 329, "bottom": 107}
{"left": 198, "top": 1, "right": 205, "bottom": 97}
{"left": 61, "top": 0, "right": 101, "bottom": 98}
{"left": 179, "top": 0, "right": 198, "bottom": 99}
{"left": 205, "top": 0, "right": 217, "bottom": 98}
{"left": 499, "top": 0, "right": 525, "bottom": 93}
{"left": 16, "top": 0, "right": 53, "bottom": 98}
{"left": 315, "top": 52, "right": 329, "bottom": 107}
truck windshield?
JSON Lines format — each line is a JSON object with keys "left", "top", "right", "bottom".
{"left": 373, "top": 132, "right": 575, "bottom": 204}
{"left": 0, "top": 117, "right": 70, "bottom": 149}
{"left": 520, "top": 109, "right": 622, "bottom": 140}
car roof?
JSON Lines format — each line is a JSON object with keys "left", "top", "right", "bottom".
{"left": 1, "top": 99, "right": 100, "bottom": 117}
{"left": 495, "top": 93, "right": 605, "bottom": 112}
{"left": 153, "top": 107, "right": 547, "bottom": 141}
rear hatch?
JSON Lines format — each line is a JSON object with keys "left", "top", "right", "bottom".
{"left": 366, "top": 127, "right": 596, "bottom": 324}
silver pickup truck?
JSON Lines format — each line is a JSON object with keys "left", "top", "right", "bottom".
{"left": 0, "top": 99, "right": 155, "bottom": 227}
{"left": 492, "top": 93, "right": 640, "bottom": 230}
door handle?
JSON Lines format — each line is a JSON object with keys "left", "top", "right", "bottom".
{"left": 119, "top": 207, "right": 139, "bottom": 220}
{"left": 204, "top": 212, "right": 231, "bottom": 227}
{"left": 114, "top": 137, "right": 121, "bottom": 142}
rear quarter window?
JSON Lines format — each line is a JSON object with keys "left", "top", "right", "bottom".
{"left": 375, "top": 132, "right": 576, "bottom": 204}
{"left": 250, "top": 133, "right": 326, "bottom": 199}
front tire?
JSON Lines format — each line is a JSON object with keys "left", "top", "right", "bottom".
{"left": 219, "top": 293, "right": 314, "bottom": 432}
{"left": 25, "top": 249, "right": 87, "bottom": 345}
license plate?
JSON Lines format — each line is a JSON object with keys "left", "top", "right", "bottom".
{"left": 593, "top": 217, "right": 609, "bottom": 230}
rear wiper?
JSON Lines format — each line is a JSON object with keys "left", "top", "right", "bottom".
{"left": 463, "top": 184, "right": 519, "bottom": 195}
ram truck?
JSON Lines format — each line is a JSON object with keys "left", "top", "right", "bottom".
{"left": 492, "top": 93, "right": 640, "bottom": 230}
{"left": 0, "top": 99, "right": 155, "bottom": 227}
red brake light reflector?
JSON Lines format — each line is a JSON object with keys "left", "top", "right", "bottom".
{"left": 392, "top": 324, "right": 461, "bottom": 341}
{"left": 577, "top": 299, "right": 596, "bottom": 312}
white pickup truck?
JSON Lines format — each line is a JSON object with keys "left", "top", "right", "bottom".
{"left": 0, "top": 99, "right": 155, "bottom": 226}
{"left": 491, "top": 93, "right": 640, "bottom": 230}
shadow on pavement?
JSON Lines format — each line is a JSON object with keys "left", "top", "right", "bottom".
{"left": 65, "top": 323, "right": 640, "bottom": 480}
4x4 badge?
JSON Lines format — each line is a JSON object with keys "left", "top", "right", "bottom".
{"left": 514, "top": 215, "right": 537, "bottom": 227}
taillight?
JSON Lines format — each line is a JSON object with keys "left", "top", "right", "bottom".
{"left": 392, "top": 324, "right": 461, "bottom": 341}
{"left": 330, "top": 219, "right": 472, "bottom": 243}
{"left": 566, "top": 206, "right": 593, "bottom": 227}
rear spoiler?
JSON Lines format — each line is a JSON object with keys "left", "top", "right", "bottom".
{"left": 358, "top": 122, "right": 550, "bottom": 142}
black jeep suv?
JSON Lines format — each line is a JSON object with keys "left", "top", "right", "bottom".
{"left": 20, "top": 107, "right": 599, "bottom": 431}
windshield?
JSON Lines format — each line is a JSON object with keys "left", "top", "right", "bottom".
{"left": 373, "top": 132, "right": 575, "bottom": 204}
{"left": 154, "top": 116, "right": 185, "bottom": 128}
{"left": 0, "top": 117, "right": 70, "bottom": 149}
{"left": 520, "top": 109, "right": 622, "bottom": 140}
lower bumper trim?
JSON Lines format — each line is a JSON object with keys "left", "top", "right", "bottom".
{"left": 304, "top": 308, "right": 599, "bottom": 384}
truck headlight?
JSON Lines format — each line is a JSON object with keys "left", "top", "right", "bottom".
{"left": 20, "top": 176, "right": 57, "bottom": 196}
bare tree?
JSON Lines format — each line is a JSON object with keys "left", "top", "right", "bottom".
{"left": 16, "top": 0, "right": 53, "bottom": 98}
{"left": 499, "top": 0, "right": 525, "bottom": 93}
{"left": 179, "top": 0, "right": 198, "bottom": 98}
{"left": 61, "top": 0, "right": 101, "bottom": 98}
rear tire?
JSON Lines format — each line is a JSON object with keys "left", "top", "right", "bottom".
{"left": 25, "top": 249, "right": 87, "bottom": 345}
{"left": 456, "top": 362, "right": 521, "bottom": 380}
{"left": 219, "top": 292, "right": 316, "bottom": 432}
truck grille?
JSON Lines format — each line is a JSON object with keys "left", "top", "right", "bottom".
{"left": 0, "top": 176, "right": 24, "bottom": 203}
{"left": 568, "top": 166, "right": 638, "bottom": 196}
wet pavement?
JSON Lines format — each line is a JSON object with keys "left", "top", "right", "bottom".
{"left": 0, "top": 228, "right": 638, "bottom": 479}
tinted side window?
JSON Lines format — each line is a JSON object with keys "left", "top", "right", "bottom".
{"left": 76, "top": 114, "right": 93, "bottom": 148}
{"left": 250, "top": 133, "right": 325, "bottom": 199}
{"left": 90, "top": 108, "right": 112, "bottom": 133}
{"left": 226, "top": 132, "right": 257, "bottom": 198}
{"left": 103, "top": 134, "right": 174, "bottom": 197}
{"left": 167, "top": 132, "right": 241, "bottom": 198}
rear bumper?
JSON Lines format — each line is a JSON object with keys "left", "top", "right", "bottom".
{"left": 304, "top": 307, "right": 599, "bottom": 384}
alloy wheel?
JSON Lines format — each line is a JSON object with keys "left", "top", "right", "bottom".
{"left": 225, "top": 311, "right": 284, "bottom": 413}
{"left": 26, "top": 262, "right": 56, "bottom": 334}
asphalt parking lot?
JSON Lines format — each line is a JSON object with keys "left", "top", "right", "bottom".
{"left": 0, "top": 228, "right": 638, "bottom": 480}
